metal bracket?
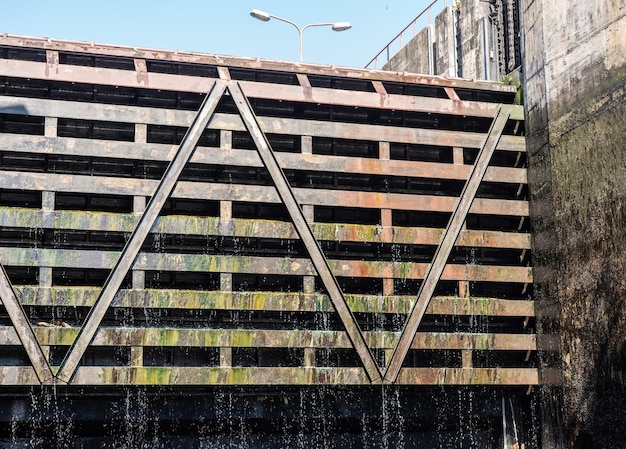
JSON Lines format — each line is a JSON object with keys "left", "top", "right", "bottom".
{"left": 56, "top": 80, "right": 228, "bottom": 383}
{"left": 383, "top": 105, "right": 511, "bottom": 383}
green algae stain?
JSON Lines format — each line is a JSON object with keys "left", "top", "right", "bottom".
{"left": 550, "top": 104, "right": 626, "bottom": 250}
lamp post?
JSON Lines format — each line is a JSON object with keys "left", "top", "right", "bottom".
{"left": 250, "top": 9, "right": 351, "bottom": 63}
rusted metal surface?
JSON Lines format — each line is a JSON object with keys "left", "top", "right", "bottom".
{"left": 56, "top": 80, "right": 227, "bottom": 384}
{"left": 0, "top": 96, "right": 526, "bottom": 150}
{"left": 0, "top": 248, "right": 532, "bottom": 284}
{"left": 0, "top": 135, "right": 528, "bottom": 183}
{"left": 0, "top": 207, "right": 531, "bottom": 249}
{"left": 384, "top": 106, "right": 511, "bottom": 383}
{"left": 0, "top": 59, "right": 524, "bottom": 120}
{"left": 1, "top": 325, "right": 533, "bottom": 352}
{"left": 66, "top": 366, "right": 539, "bottom": 386}
{"left": 230, "top": 82, "right": 382, "bottom": 383}
{"left": 0, "top": 39, "right": 535, "bottom": 387}
{"left": 71, "top": 367, "right": 370, "bottom": 386}
{"left": 0, "top": 34, "right": 520, "bottom": 93}
{"left": 0, "top": 171, "right": 529, "bottom": 216}
{"left": 395, "top": 367, "right": 539, "bottom": 385}
{"left": 0, "top": 367, "right": 41, "bottom": 385}
{"left": 13, "top": 287, "right": 535, "bottom": 317}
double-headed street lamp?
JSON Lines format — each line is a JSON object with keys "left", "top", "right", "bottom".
{"left": 250, "top": 9, "right": 351, "bottom": 63}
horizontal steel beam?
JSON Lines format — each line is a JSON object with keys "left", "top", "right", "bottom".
{"left": 13, "top": 287, "right": 536, "bottom": 317}
{"left": 0, "top": 35, "right": 521, "bottom": 93}
{"left": 395, "top": 367, "right": 539, "bottom": 385}
{"left": 0, "top": 248, "right": 534, "bottom": 283}
{"left": 0, "top": 364, "right": 539, "bottom": 386}
{"left": 0, "top": 171, "right": 530, "bottom": 216}
{"left": 0, "top": 367, "right": 41, "bottom": 385}
{"left": 0, "top": 207, "right": 532, "bottom": 249}
{"left": 10, "top": 326, "right": 535, "bottom": 352}
{"left": 0, "top": 95, "right": 525, "bottom": 150}
{"left": 65, "top": 366, "right": 538, "bottom": 386}
{"left": 1, "top": 134, "right": 528, "bottom": 183}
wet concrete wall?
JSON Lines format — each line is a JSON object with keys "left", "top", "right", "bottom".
{"left": 522, "top": 0, "right": 626, "bottom": 447}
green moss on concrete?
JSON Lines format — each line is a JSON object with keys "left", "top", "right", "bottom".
{"left": 551, "top": 103, "right": 626, "bottom": 250}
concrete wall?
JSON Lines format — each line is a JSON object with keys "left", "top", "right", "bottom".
{"left": 523, "top": 0, "right": 626, "bottom": 446}
{"left": 456, "top": 0, "right": 492, "bottom": 79}
{"left": 382, "top": 25, "right": 433, "bottom": 74}
{"left": 383, "top": 0, "right": 500, "bottom": 79}
{"left": 434, "top": 6, "right": 457, "bottom": 77}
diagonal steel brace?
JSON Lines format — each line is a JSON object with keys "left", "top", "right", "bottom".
{"left": 0, "top": 264, "right": 54, "bottom": 383}
{"left": 229, "top": 82, "right": 383, "bottom": 383}
{"left": 383, "top": 105, "right": 511, "bottom": 383}
{"left": 56, "top": 80, "right": 227, "bottom": 383}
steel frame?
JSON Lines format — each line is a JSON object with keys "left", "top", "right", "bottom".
{"left": 383, "top": 106, "right": 511, "bottom": 382}
{"left": 56, "top": 80, "right": 227, "bottom": 383}
{"left": 0, "top": 81, "right": 510, "bottom": 385}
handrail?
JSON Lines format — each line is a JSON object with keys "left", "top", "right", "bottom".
{"left": 365, "top": 0, "right": 446, "bottom": 70}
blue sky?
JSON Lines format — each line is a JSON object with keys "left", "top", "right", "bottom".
{"left": 2, "top": 1, "right": 439, "bottom": 68}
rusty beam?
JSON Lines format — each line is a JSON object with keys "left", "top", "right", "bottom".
{"left": 14, "top": 287, "right": 536, "bottom": 317}
{"left": 0, "top": 248, "right": 533, "bottom": 284}
{"left": 0, "top": 207, "right": 532, "bottom": 249}
{"left": 18, "top": 326, "right": 535, "bottom": 352}
{"left": 0, "top": 367, "right": 41, "bottom": 385}
{"left": 56, "top": 80, "right": 227, "bottom": 384}
{"left": 0, "top": 364, "right": 538, "bottom": 386}
{"left": 384, "top": 106, "right": 511, "bottom": 383}
{"left": 0, "top": 34, "right": 521, "bottom": 93}
{"left": 0, "top": 265, "right": 54, "bottom": 383}
{"left": 395, "top": 367, "right": 539, "bottom": 385}
{"left": 0, "top": 135, "right": 528, "bottom": 183}
{"left": 229, "top": 81, "right": 382, "bottom": 384}
{"left": 0, "top": 95, "right": 525, "bottom": 150}
{"left": 0, "top": 171, "right": 530, "bottom": 216}
{"left": 71, "top": 366, "right": 369, "bottom": 385}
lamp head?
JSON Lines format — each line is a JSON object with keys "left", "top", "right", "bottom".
{"left": 331, "top": 22, "right": 352, "bottom": 32}
{"left": 250, "top": 9, "right": 271, "bottom": 22}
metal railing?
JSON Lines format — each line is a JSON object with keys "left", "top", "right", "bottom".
{"left": 364, "top": 0, "right": 448, "bottom": 70}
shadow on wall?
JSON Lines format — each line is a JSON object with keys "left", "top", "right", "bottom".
{"left": 0, "top": 104, "right": 29, "bottom": 115}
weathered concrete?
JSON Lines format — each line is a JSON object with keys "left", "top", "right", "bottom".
{"left": 523, "top": 0, "right": 626, "bottom": 446}
{"left": 382, "top": 25, "right": 434, "bottom": 74}
{"left": 456, "top": 0, "right": 493, "bottom": 79}
{"left": 434, "top": 6, "right": 457, "bottom": 77}
{"left": 384, "top": 0, "right": 500, "bottom": 80}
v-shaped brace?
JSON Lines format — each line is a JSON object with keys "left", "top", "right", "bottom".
{"left": 55, "top": 80, "right": 229, "bottom": 382}
{"left": 383, "top": 105, "right": 511, "bottom": 383}
{"left": 50, "top": 80, "right": 382, "bottom": 384}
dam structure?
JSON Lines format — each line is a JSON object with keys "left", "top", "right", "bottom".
{"left": 0, "top": 35, "right": 534, "bottom": 447}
